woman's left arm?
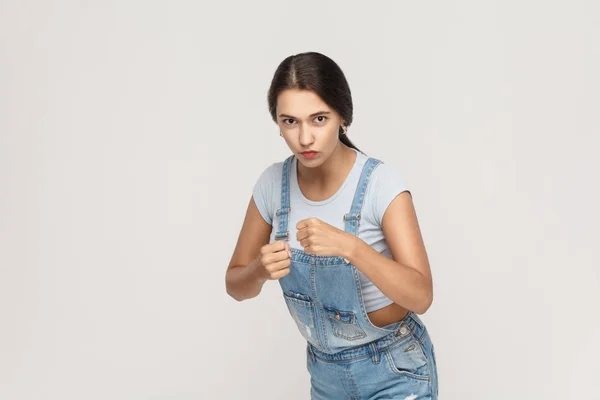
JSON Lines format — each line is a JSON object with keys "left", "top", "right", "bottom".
{"left": 344, "top": 191, "right": 433, "bottom": 314}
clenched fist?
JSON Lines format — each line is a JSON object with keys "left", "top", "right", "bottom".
{"left": 296, "top": 217, "right": 356, "bottom": 258}
{"left": 254, "top": 240, "right": 293, "bottom": 281}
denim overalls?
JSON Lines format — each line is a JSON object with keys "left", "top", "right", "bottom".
{"left": 276, "top": 155, "right": 438, "bottom": 400}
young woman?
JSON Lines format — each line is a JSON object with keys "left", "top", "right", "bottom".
{"left": 225, "top": 52, "right": 438, "bottom": 399}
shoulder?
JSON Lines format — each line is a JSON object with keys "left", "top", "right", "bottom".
{"left": 365, "top": 159, "right": 410, "bottom": 226}
{"left": 371, "top": 160, "right": 406, "bottom": 182}
{"left": 255, "top": 153, "right": 298, "bottom": 187}
{"left": 251, "top": 158, "right": 288, "bottom": 224}
{"left": 256, "top": 160, "right": 284, "bottom": 185}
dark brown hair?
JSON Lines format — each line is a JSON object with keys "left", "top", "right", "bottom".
{"left": 267, "top": 52, "right": 361, "bottom": 152}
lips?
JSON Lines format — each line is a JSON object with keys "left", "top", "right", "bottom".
{"left": 301, "top": 151, "right": 318, "bottom": 159}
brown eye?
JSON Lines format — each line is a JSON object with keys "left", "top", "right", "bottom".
{"left": 315, "top": 116, "right": 327, "bottom": 123}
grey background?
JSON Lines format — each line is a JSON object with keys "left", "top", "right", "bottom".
{"left": 1, "top": 1, "right": 599, "bottom": 399}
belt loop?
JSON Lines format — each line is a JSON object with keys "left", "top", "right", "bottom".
{"left": 409, "top": 311, "right": 424, "bottom": 329}
{"left": 369, "top": 343, "right": 379, "bottom": 364}
{"left": 308, "top": 344, "right": 316, "bottom": 363}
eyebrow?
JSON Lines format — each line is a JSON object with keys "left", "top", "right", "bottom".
{"left": 278, "top": 111, "right": 331, "bottom": 119}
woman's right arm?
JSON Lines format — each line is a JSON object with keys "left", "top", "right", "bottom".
{"left": 225, "top": 196, "right": 291, "bottom": 301}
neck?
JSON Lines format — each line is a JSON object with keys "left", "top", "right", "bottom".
{"left": 297, "top": 143, "right": 356, "bottom": 185}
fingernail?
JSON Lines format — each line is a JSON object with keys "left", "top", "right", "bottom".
{"left": 288, "top": 250, "right": 292, "bottom": 258}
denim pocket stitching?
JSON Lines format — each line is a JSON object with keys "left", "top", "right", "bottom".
{"left": 284, "top": 295, "right": 312, "bottom": 307}
{"left": 384, "top": 334, "right": 430, "bottom": 381}
{"left": 384, "top": 353, "right": 431, "bottom": 381}
{"left": 282, "top": 292, "right": 318, "bottom": 345}
{"left": 409, "top": 326, "right": 432, "bottom": 382}
{"left": 323, "top": 306, "right": 367, "bottom": 341}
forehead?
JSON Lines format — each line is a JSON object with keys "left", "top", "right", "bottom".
{"left": 276, "top": 89, "right": 331, "bottom": 117}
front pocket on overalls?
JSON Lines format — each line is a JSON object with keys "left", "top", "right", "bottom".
{"left": 323, "top": 306, "right": 367, "bottom": 341}
{"left": 282, "top": 291, "right": 318, "bottom": 344}
{"left": 384, "top": 333, "right": 430, "bottom": 382}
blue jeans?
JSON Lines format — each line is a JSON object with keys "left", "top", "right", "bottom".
{"left": 306, "top": 312, "right": 438, "bottom": 399}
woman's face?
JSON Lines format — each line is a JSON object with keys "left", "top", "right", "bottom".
{"left": 276, "top": 89, "right": 344, "bottom": 168}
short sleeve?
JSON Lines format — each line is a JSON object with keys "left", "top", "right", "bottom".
{"left": 367, "top": 162, "right": 410, "bottom": 226}
{"left": 251, "top": 163, "right": 280, "bottom": 225}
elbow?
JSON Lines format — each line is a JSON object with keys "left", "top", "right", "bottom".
{"left": 225, "top": 279, "right": 256, "bottom": 302}
{"left": 225, "top": 264, "right": 263, "bottom": 302}
{"left": 225, "top": 277, "right": 244, "bottom": 302}
{"left": 226, "top": 288, "right": 243, "bottom": 302}
{"left": 226, "top": 287, "right": 247, "bottom": 302}
{"left": 413, "top": 288, "right": 433, "bottom": 315}
{"left": 226, "top": 285, "right": 248, "bottom": 302}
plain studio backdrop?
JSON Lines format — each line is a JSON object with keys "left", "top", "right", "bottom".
{"left": 1, "top": 1, "right": 599, "bottom": 399}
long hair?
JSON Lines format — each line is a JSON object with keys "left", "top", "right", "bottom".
{"left": 267, "top": 52, "right": 361, "bottom": 152}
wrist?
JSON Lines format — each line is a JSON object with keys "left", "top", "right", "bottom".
{"left": 342, "top": 234, "right": 361, "bottom": 262}
{"left": 248, "top": 257, "right": 267, "bottom": 285}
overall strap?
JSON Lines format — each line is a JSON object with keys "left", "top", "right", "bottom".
{"left": 344, "top": 157, "right": 381, "bottom": 236}
{"left": 274, "top": 155, "right": 294, "bottom": 241}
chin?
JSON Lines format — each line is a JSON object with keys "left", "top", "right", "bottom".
{"left": 297, "top": 158, "right": 322, "bottom": 168}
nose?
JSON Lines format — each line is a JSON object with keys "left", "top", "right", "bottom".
{"left": 299, "top": 125, "right": 315, "bottom": 147}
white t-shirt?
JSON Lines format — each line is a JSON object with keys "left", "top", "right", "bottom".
{"left": 252, "top": 149, "right": 410, "bottom": 313}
